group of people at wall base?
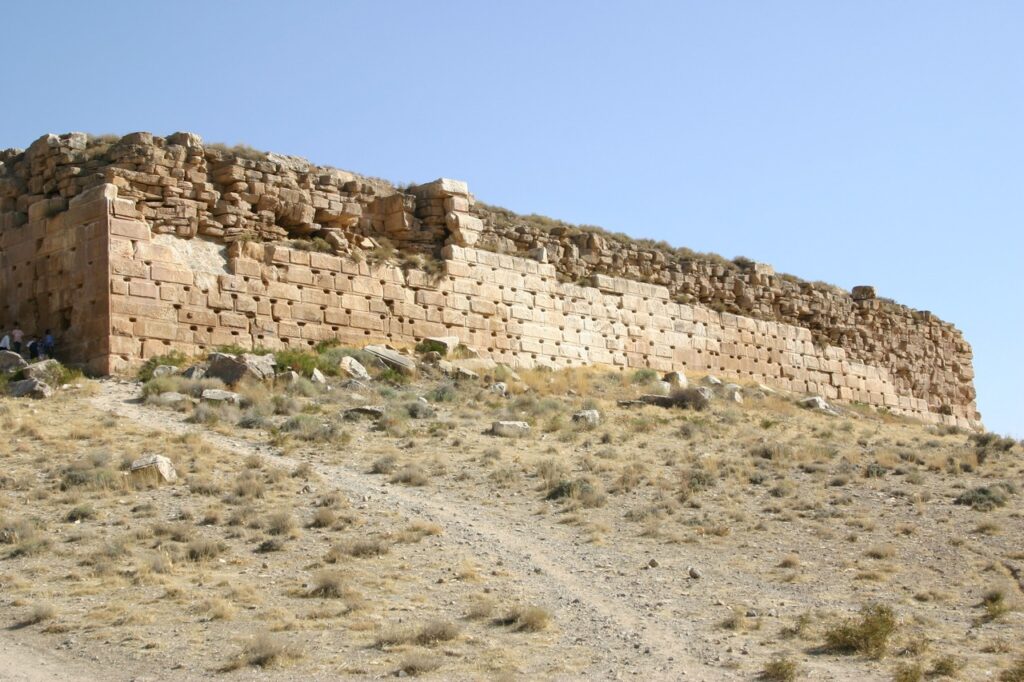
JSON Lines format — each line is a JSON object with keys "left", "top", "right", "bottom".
{"left": 0, "top": 323, "right": 55, "bottom": 360}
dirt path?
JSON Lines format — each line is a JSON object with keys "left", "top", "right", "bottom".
{"left": 83, "top": 380, "right": 729, "bottom": 681}
{"left": 0, "top": 634, "right": 104, "bottom": 682}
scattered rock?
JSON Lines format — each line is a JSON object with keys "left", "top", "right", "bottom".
{"left": 702, "top": 375, "right": 722, "bottom": 387}
{"left": 648, "top": 558, "right": 659, "bottom": 568}
{"left": 723, "top": 384, "right": 743, "bottom": 404}
{"left": 653, "top": 380, "right": 672, "bottom": 395}
{"left": 310, "top": 368, "right": 327, "bottom": 384}
{"left": 420, "top": 351, "right": 443, "bottom": 365}
{"left": 798, "top": 396, "right": 840, "bottom": 415}
{"left": 150, "top": 365, "right": 179, "bottom": 379}
{"left": 151, "top": 391, "right": 190, "bottom": 407}
{"left": 364, "top": 345, "right": 417, "bottom": 376}
{"left": 180, "top": 364, "right": 206, "bottom": 380}
{"left": 22, "top": 359, "right": 63, "bottom": 385}
{"left": 129, "top": 454, "right": 177, "bottom": 483}
{"left": 205, "top": 352, "right": 275, "bottom": 385}
{"left": 490, "top": 382, "right": 508, "bottom": 397}
{"left": 490, "top": 421, "right": 531, "bottom": 438}
{"left": 424, "top": 336, "right": 461, "bottom": 355}
{"left": 344, "top": 405, "right": 386, "bottom": 420}
{"left": 572, "top": 409, "right": 601, "bottom": 426}
{"left": 0, "top": 350, "right": 28, "bottom": 374}
{"left": 688, "top": 565, "right": 702, "bottom": 579}
{"left": 276, "top": 370, "right": 301, "bottom": 386}
{"left": 454, "top": 366, "right": 479, "bottom": 381}
{"left": 200, "top": 388, "right": 242, "bottom": 405}
{"left": 663, "top": 371, "right": 688, "bottom": 388}
{"left": 696, "top": 386, "right": 714, "bottom": 402}
{"left": 7, "top": 378, "right": 53, "bottom": 399}
{"left": 339, "top": 356, "right": 371, "bottom": 381}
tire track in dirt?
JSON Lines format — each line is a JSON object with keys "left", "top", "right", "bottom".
{"left": 90, "top": 381, "right": 731, "bottom": 681}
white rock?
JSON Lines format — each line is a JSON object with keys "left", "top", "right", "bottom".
{"left": 200, "top": 388, "right": 241, "bottom": 405}
{"left": 702, "top": 375, "right": 722, "bottom": 387}
{"left": 572, "top": 410, "right": 601, "bottom": 426}
{"left": 129, "top": 454, "right": 177, "bottom": 483}
{"left": 490, "top": 421, "right": 531, "bottom": 438}
{"left": 339, "top": 356, "right": 371, "bottom": 381}
{"left": 310, "top": 368, "right": 327, "bottom": 384}
{"left": 663, "top": 371, "right": 688, "bottom": 388}
{"left": 7, "top": 378, "right": 52, "bottom": 399}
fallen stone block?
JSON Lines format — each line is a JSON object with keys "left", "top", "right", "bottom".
{"left": 22, "top": 359, "right": 63, "bottom": 385}
{"left": 339, "top": 356, "right": 371, "bottom": 381}
{"left": 129, "top": 454, "right": 177, "bottom": 484}
{"left": 151, "top": 391, "right": 190, "bottom": 408}
{"left": 0, "top": 351, "right": 27, "bottom": 374}
{"left": 663, "top": 371, "right": 688, "bottom": 388}
{"left": 344, "top": 405, "right": 385, "bottom": 420}
{"left": 7, "top": 378, "right": 53, "bottom": 399}
{"left": 200, "top": 388, "right": 242, "bottom": 405}
{"left": 572, "top": 409, "right": 601, "bottom": 426}
{"left": 205, "top": 352, "right": 275, "bottom": 385}
{"left": 490, "top": 421, "right": 531, "bottom": 437}
{"left": 364, "top": 345, "right": 416, "bottom": 376}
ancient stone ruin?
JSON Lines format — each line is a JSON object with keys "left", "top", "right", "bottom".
{"left": 0, "top": 132, "right": 980, "bottom": 427}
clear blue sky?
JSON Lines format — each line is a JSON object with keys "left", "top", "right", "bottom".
{"left": 2, "top": 2, "right": 1021, "bottom": 436}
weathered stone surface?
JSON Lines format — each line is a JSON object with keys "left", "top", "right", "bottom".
{"left": 7, "top": 378, "right": 52, "bottom": 399}
{"left": 276, "top": 370, "right": 301, "bottom": 387}
{"left": 151, "top": 391, "right": 190, "bottom": 407}
{"left": 0, "top": 351, "right": 27, "bottom": 374}
{"left": 364, "top": 345, "right": 416, "bottom": 376}
{"left": 310, "top": 368, "right": 327, "bottom": 384}
{"left": 490, "top": 421, "right": 531, "bottom": 437}
{"left": 21, "top": 359, "right": 62, "bottom": 385}
{"left": 339, "top": 356, "right": 371, "bottom": 381}
{"left": 205, "top": 353, "right": 275, "bottom": 385}
{"left": 572, "top": 409, "right": 601, "bottom": 426}
{"left": 663, "top": 371, "right": 688, "bottom": 388}
{"left": 344, "top": 405, "right": 385, "bottom": 419}
{"left": 0, "top": 131, "right": 980, "bottom": 429}
{"left": 200, "top": 388, "right": 241, "bottom": 405}
{"left": 129, "top": 454, "right": 177, "bottom": 483}
{"left": 150, "top": 365, "right": 179, "bottom": 379}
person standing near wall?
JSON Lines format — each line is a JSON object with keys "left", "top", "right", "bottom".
{"left": 42, "top": 330, "right": 55, "bottom": 359}
{"left": 11, "top": 323, "right": 23, "bottom": 354}
{"left": 0, "top": 332, "right": 9, "bottom": 351}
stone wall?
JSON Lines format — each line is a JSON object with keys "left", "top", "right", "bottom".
{"left": 0, "top": 131, "right": 980, "bottom": 426}
{"left": 0, "top": 182, "right": 112, "bottom": 369}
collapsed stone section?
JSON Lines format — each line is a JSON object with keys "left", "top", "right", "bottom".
{"left": 0, "top": 131, "right": 980, "bottom": 427}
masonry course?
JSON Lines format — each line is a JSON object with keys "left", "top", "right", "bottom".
{"left": 0, "top": 132, "right": 980, "bottom": 428}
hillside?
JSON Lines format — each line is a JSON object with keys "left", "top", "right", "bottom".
{"left": 0, "top": 346, "right": 1020, "bottom": 681}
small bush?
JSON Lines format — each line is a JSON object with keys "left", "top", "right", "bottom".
{"left": 390, "top": 465, "right": 428, "bottom": 486}
{"left": 893, "top": 662, "right": 923, "bottom": 682}
{"left": 137, "top": 351, "right": 189, "bottom": 382}
{"left": 1000, "top": 658, "right": 1024, "bottom": 682}
{"left": 955, "top": 484, "right": 1015, "bottom": 511}
{"left": 222, "top": 632, "right": 302, "bottom": 670}
{"left": 668, "top": 387, "right": 709, "bottom": 410}
{"left": 758, "top": 657, "right": 798, "bottom": 681}
{"left": 65, "top": 504, "right": 96, "bottom": 522}
{"left": 18, "top": 603, "right": 56, "bottom": 627}
{"left": 823, "top": 603, "right": 897, "bottom": 659}
{"left": 415, "top": 339, "right": 449, "bottom": 356}
{"left": 493, "top": 604, "right": 551, "bottom": 632}
{"left": 308, "top": 570, "right": 347, "bottom": 598}
{"left": 186, "top": 538, "right": 224, "bottom": 561}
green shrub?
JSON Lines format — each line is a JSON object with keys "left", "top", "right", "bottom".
{"left": 823, "top": 603, "right": 897, "bottom": 659}
{"left": 668, "top": 387, "right": 709, "bottom": 411}
{"left": 758, "top": 657, "right": 798, "bottom": 681}
{"left": 955, "top": 483, "right": 1015, "bottom": 511}
{"left": 137, "top": 351, "right": 189, "bottom": 382}
{"left": 631, "top": 368, "right": 658, "bottom": 384}
{"left": 415, "top": 339, "right": 449, "bottom": 356}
